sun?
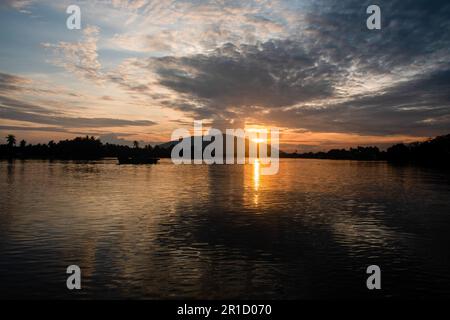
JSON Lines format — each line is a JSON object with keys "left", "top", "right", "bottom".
{"left": 246, "top": 126, "right": 269, "bottom": 144}
{"left": 252, "top": 138, "right": 266, "bottom": 144}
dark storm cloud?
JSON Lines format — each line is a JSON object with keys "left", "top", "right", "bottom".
{"left": 149, "top": 0, "right": 450, "bottom": 136}
{"left": 304, "top": 0, "right": 450, "bottom": 73}
{"left": 261, "top": 68, "right": 450, "bottom": 136}
{"left": 154, "top": 41, "right": 341, "bottom": 112}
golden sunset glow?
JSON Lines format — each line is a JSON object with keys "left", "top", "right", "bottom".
{"left": 247, "top": 126, "right": 269, "bottom": 145}
{"left": 1, "top": 0, "right": 450, "bottom": 302}
{"left": 252, "top": 138, "right": 266, "bottom": 144}
{"left": 0, "top": 0, "right": 447, "bottom": 151}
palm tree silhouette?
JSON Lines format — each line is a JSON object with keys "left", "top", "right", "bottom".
{"left": 5, "top": 134, "right": 16, "bottom": 148}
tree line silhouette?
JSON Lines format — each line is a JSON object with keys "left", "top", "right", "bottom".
{"left": 282, "top": 146, "right": 384, "bottom": 161}
{"left": 282, "top": 134, "right": 450, "bottom": 166}
{"left": 1, "top": 133, "right": 449, "bottom": 166}
{"left": 0, "top": 135, "right": 171, "bottom": 160}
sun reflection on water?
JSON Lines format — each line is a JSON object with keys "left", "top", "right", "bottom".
{"left": 252, "top": 159, "right": 261, "bottom": 206}
{"left": 253, "top": 159, "right": 260, "bottom": 191}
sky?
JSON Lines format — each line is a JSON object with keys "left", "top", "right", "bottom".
{"left": 0, "top": 0, "right": 449, "bottom": 151}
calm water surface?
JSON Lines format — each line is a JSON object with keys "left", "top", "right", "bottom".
{"left": 1, "top": 159, "right": 450, "bottom": 299}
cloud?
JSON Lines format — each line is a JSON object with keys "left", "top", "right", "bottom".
{"left": 0, "top": 72, "right": 85, "bottom": 99}
{"left": 1, "top": 0, "right": 34, "bottom": 12}
{"left": 0, "top": 95, "right": 59, "bottom": 115}
{"left": 124, "top": 0, "right": 450, "bottom": 137}
{"left": 105, "top": 0, "right": 290, "bottom": 56}
{"left": 42, "top": 26, "right": 103, "bottom": 83}
{"left": 0, "top": 125, "right": 69, "bottom": 133}
{"left": 111, "top": 0, "right": 148, "bottom": 10}
{"left": 4, "top": 0, "right": 450, "bottom": 144}
{"left": 0, "top": 73, "right": 32, "bottom": 92}
{"left": 0, "top": 106, "right": 156, "bottom": 128}
{"left": 152, "top": 40, "right": 340, "bottom": 113}
{"left": 110, "top": 31, "right": 194, "bottom": 54}
{"left": 259, "top": 68, "right": 450, "bottom": 136}
{"left": 0, "top": 93, "right": 157, "bottom": 129}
